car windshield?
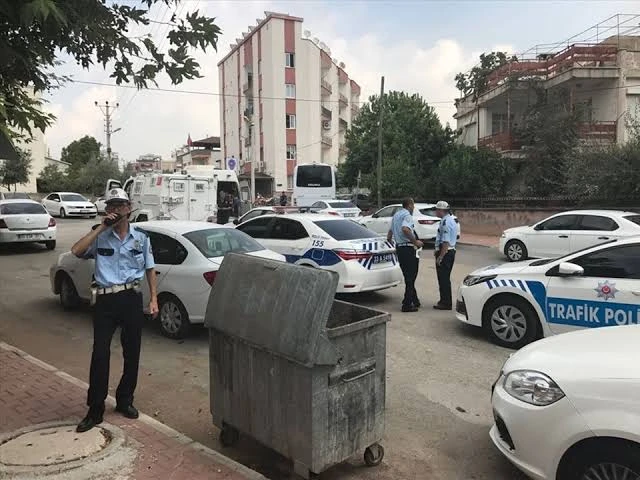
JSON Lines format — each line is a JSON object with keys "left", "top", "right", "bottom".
{"left": 328, "top": 201, "right": 356, "bottom": 209}
{"left": 529, "top": 239, "right": 619, "bottom": 265}
{"left": 313, "top": 219, "right": 378, "bottom": 240}
{"left": 183, "top": 228, "right": 264, "bottom": 258}
{"left": 624, "top": 214, "right": 640, "bottom": 226}
{"left": 61, "top": 194, "right": 87, "bottom": 202}
{"left": 0, "top": 203, "right": 47, "bottom": 215}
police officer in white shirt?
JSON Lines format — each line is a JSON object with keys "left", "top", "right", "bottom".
{"left": 71, "top": 188, "right": 159, "bottom": 432}
{"left": 433, "top": 200, "right": 457, "bottom": 310}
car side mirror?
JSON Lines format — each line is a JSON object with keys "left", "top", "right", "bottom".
{"left": 557, "top": 262, "right": 584, "bottom": 277}
{"left": 533, "top": 224, "right": 543, "bottom": 231}
{"left": 372, "top": 213, "right": 378, "bottom": 219}
{"left": 233, "top": 219, "right": 239, "bottom": 225}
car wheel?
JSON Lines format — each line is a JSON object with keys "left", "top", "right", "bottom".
{"left": 158, "top": 294, "right": 191, "bottom": 340}
{"left": 560, "top": 441, "right": 640, "bottom": 480}
{"left": 59, "top": 208, "right": 66, "bottom": 219}
{"left": 45, "top": 240, "right": 56, "bottom": 250}
{"left": 504, "top": 240, "right": 527, "bottom": 262}
{"left": 482, "top": 295, "right": 539, "bottom": 349}
{"left": 59, "top": 273, "right": 80, "bottom": 310}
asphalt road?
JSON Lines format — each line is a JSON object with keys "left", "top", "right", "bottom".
{"left": 0, "top": 218, "right": 526, "bottom": 480}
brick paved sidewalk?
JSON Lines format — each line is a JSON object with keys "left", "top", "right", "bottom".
{"left": 0, "top": 342, "right": 265, "bottom": 480}
{"left": 457, "top": 233, "right": 499, "bottom": 249}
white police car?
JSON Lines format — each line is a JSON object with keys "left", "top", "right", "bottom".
{"left": 456, "top": 237, "right": 640, "bottom": 349}
{"left": 236, "top": 213, "right": 402, "bottom": 293}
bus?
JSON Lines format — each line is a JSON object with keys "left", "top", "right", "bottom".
{"left": 292, "top": 163, "right": 337, "bottom": 207}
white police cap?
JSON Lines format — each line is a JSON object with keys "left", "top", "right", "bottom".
{"left": 105, "top": 188, "right": 129, "bottom": 203}
{"left": 435, "top": 200, "right": 450, "bottom": 210}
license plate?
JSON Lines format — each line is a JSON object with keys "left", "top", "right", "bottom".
{"left": 19, "top": 234, "right": 37, "bottom": 239}
{"left": 372, "top": 253, "right": 394, "bottom": 264}
{"left": 343, "top": 213, "right": 355, "bottom": 217}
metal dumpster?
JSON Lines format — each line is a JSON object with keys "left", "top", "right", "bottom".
{"left": 204, "top": 253, "right": 389, "bottom": 478}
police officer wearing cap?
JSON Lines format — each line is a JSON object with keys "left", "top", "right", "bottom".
{"left": 433, "top": 200, "right": 457, "bottom": 310}
{"left": 71, "top": 188, "right": 159, "bottom": 433}
{"left": 387, "top": 198, "right": 424, "bottom": 312}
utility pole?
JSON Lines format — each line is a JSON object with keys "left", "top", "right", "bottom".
{"left": 377, "top": 76, "right": 385, "bottom": 209}
{"left": 95, "top": 101, "right": 119, "bottom": 163}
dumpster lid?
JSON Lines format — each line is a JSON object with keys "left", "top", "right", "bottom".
{"left": 204, "top": 253, "right": 340, "bottom": 367}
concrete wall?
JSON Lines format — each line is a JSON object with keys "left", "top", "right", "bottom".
{"left": 456, "top": 208, "right": 563, "bottom": 236}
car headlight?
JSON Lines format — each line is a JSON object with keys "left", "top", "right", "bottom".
{"left": 503, "top": 370, "right": 565, "bottom": 406}
{"left": 463, "top": 274, "right": 497, "bottom": 286}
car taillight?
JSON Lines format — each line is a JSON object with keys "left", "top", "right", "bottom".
{"left": 203, "top": 271, "right": 217, "bottom": 285}
{"left": 334, "top": 249, "right": 373, "bottom": 261}
{"left": 418, "top": 219, "right": 437, "bottom": 225}
{"left": 48, "top": 217, "right": 56, "bottom": 227}
{"left": 328, "top": 211, "right": 340, "bottom": 216}
{"left": 0, "top": 219, "right": 7, "bottom": 229}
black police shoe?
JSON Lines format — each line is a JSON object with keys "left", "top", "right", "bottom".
{"left": 76, "top": 411, "right": 104, "bottom": 433}
{"left": 115, "top": 404, "right": 139, "bottom": 419}
{"left": 401, "top": 305, "right": 419, "bottom": 312}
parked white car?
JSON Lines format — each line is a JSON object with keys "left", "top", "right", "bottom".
{"left": 456, "top": 237, "right": 640, "bottom": 349}
{"left": 306, "top": 200, "right": 361, "bottom": 218}
{"left": 0, "top": 200, "right": 57, "bottom": 250}
{"left": 42, "top": 192, "right": 97, "bottom": 218}
{"left": 491, "top": 324, "right": 640, "bottom": 480}
{"left": 236, "top": 213, "right": 402, "bottom": 293}
{"left": 49, "top": 221, "right": 285, "bottom": 339}
{"left": 500, "top": 209, "right": 640, "bottom": 262}
{"left": 94, "top": 197, "right": 107, "bottom": 215}
{"left": 359, "top": 203, "right": 461, "bottom": 242}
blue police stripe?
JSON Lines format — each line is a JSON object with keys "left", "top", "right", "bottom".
{"left": 487, "top": 280, "right": 494, "bottom": 289}
{"left": 518, "top": 280, "right": 526, "bottom": 291}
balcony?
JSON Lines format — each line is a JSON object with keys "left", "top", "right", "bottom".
{"left": 577, "top": 121, "right": 617, "bottom": 142}
{"left": 321, "top": 134, "right": 333, "bottom": 148}
{"left": 478, "top": 131, "right": 522, "bottom": 152}
{"left": 321, "top": 80, "right": 332, "bottom": 95}
{"left": 339, "top": 94, "right": 348, "bottom": 108}
{"left": 339, "top": 118, "right": 348, "bottom": 131}
{"left": 321, "top": 103, "right": 332, "bottom": 119}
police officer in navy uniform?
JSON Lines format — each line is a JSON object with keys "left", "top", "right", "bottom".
{"left": 387, "top": 198, "right": 424, "bottom": 312}
{"left": 71, "top": 188, "right": 159, "bottom": 433}
{"left": 433, "top": 200, "right": 457, "bottom": 310}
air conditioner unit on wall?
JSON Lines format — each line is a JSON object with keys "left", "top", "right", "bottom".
{"left": 323, "top": 121, "right": 331, "bottom": 130}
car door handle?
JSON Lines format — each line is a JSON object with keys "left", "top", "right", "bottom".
{"left": 558, "top": 235, "right": 569, "bottom": 238}
{"left": 597, "top": 236, "right": 609, "bottom": 240}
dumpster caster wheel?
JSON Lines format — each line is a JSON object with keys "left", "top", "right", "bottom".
{"left": 219, "top": 425, "right": 239, "bottom": 447}
{"left": 364, "top": 443, "right": 384, "bottom": 467}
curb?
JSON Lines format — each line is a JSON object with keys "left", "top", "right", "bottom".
{"left": 0, "top": 342, "right": 267, "bottom": 480}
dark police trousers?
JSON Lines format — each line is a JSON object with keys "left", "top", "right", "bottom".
{"left": 87, "top": 290, "right": 144, "bottom": 414}
{"left": 436, "top": 250, "right": 456, "bottom": 307}
{"left": 397, "top": 246, "right": 420, "bottom": 308}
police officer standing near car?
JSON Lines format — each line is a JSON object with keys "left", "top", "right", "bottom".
{"left": 433, "top": 200, "right": 457, "bottom": 310}
{"left": 71, "top": 188, "right": 159, "bottom": 433}
{"left": 387, "top": 198, "right": 423, "bottom": 312}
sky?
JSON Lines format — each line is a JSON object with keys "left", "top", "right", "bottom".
{"left": 43, "top": 0, "right": 639, "bottom": 164}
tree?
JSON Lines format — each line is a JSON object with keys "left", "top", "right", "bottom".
{"left": 61, "top": 136, "right": 101, "bottom": 170}
{"left": 455, "top": 52, "right": 514, "bottom": 101}
{"left": 0, "top": 147, "right": 32, "bottom": 191}
{"left": 433, "top": 145, "right": 514, "bottom": 198}
{"left": 37, "top": 164, "right": 68, "bottom": 193}
{"left": 341, "top": 91, "right": 455, "bottom": 197}
{"left": 72, "top": 157, "right": 123, "bottom": 195}
{"left": 1, "top": 0, "right": 221, "bottom": 142}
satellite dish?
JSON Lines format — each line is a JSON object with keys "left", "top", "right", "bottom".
{"left": 339, "top": 62, "right": 346, "bottom": 69}
{"left": 332, "top": 58, "right": 338, "bottom": 64}
{"left": 313, "top": 37, "right": 319, "bottom": 45}
{"left": 304, "top": 30, "right": 311, "bottom": 38}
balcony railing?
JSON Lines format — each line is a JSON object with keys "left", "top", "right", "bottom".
{"left": 339, "top": 118, "right": 348, "bottom": 130}
{"left": 478, "top": 131, "right": 522, "bottom": 152}
{"left": 321, "top": 103, "right": 332, "bottom": 119}
{"left": 339, "top": 94, "right": 348, "bottom": 108}
{"left": 321, "top": 134, "right": 332, "bottom": 147}
{"left": 321, "top": 80, "right": 332, "bottom": 94}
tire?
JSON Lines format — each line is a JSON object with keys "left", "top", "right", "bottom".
{"left": 45, "top": 240, "right": 56, "bottom": 250}
{"left": 504, "top": 239, "right": 527, "bottom": 262}
{"left": 59, "top": 208, "right": 66, "bottom": 219}
{"left": 482, "top": 295, "right": 540, "bottom": 349}
{"left": 364, "top": 443, "right": 385, "bottom": 467}
{"left": 158, "top": 294, "right": 191, "bottom": 339}
{"left": 219, "top": 424, "right": 239, "bottom": 447}
{"left": 59, "top": 274, "right": 80, "bottom": 310}
{"left": 560, "top": 441, "right": 640, "bottom": 480}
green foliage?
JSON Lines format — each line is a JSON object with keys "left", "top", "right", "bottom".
{"left": 60, "top": 135, "right": 101, "bottom": 169}
{"left": 37, "top": 164, "right": 68, "bottom": 192}
{"left": 341, "top": 91, "right": 455, "bottom": 196}
{"left": 0, "top": 147, "right": 32, "bottom": 190}
{"left": 433, "top": 146, "right": 514, "bottom": 197}
{"left": 455, "top": 52, "right": 514, "bottom": 101}
{"left": 0, "top": 0, "right": 221, "bottom": 141}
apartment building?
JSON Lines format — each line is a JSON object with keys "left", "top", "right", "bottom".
{"left": 455, "top": 14, "right": 640, "bottom": 157}
{"left": 218, "top": 11, "right": 362, "bottom": 196}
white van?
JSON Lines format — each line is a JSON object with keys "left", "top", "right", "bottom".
{"left": 121, "top": 170, "right": 239, "bottom": 222}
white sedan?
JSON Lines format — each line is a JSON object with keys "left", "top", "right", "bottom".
{"left": 49, "top": 221, "right": 285, "bottom": 339}
{"left": 359, "top": 203, "right": 461, "bottom": 242}
{"left": 456, "top": 237, "right": 640, "bottom": 349}
{"left": 0, "top": 199, "right": 57, "bottom": 250}
{"left": 491, "top": 325, "right": 640, "bottom": 480}
{"left": 94, "top": 197, "right": 107, "bottom": 215}
{"left": 500, "top": 209, "right": 640, "bottom": 262}
{"left": 307, "top": 200, "right": 361, "bottom": 218}
{"left": 236, "top": 213, "right": 402, "bottom": 293}
{"left": 42, "top": 192, "right": 98, "bottom": 218}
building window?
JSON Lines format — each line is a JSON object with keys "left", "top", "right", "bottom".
{"left": 285, "top": 52, "right": 295, "bottom": 68}
{"left": 287, "top": 175, "right": 293, "bottom": 190}
{"left": 285, "top": 84, "right": 296, "bottom": 98}
{"left": 286, "top": 114, "right": 296, "bottom": 129}
{"left": 286, "top": 144, "right": 297, "bottom": 160}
